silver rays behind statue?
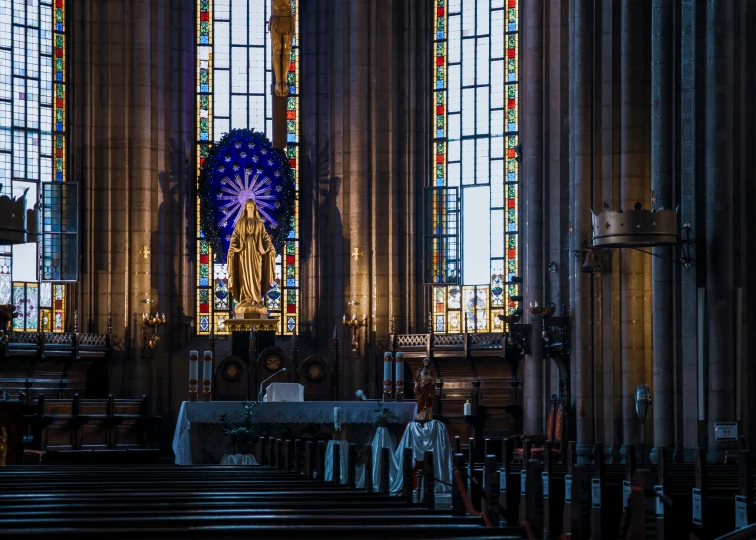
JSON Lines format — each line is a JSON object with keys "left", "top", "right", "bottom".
{"left": 216, "top": 168, "right": 282, "bottom": 230}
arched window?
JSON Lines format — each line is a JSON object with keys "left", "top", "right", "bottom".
{"left": 2, "top": 0, "right": 69, "bottom": 332}
{"left": 428, "top": 0, "right": 519, "bottom": 333}
{"left": 195, "top": 0, "right": 300, "bottom": 336}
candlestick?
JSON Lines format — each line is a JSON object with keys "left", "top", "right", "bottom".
{"left": 394, "top": 352, "right": 404, "bottom": 395}
{"left": 464, "top": 400, "right": 472, "bottom": 416}
{"left": 383, "top": 352, "right": 393, "bottom": 395}
{"left": 202, "top": 350, "right": 213, "bottom": 401}
{"left": 189, "top": 351, "right": 199, "bottom": 401}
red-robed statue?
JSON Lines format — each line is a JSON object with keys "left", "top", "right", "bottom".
{"left": 414, "top": 358, "right": 435, "bottom": 422}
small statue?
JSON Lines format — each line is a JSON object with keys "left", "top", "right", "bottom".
{"left": 414, "top": 358, "right": 435, "bottom": 422}
{"left": 227, "top": 199, "right": 276, "bottom": 318}
{"left": 269, "top": 0, "right": 295, "bottom": 97}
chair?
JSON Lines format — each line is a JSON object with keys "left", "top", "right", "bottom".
{"left": 213, "top": 355, "right": 249, "bottom": 401}
{"left": 298, "top": 355, "right": 333, "bottom": 401}
{"left": 78, "top": 398, "right": 111, "bottom": 450}
{"left": 512, "top": 395, "right": 565, "bottom": 463}
{"left": 111, "top": 396, "right": 148, "bottom": 449}
{"left": 39, "top": 395, "right": 83, "bottom": 451}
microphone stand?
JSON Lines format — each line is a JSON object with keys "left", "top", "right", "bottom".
{"left": 258, "top": 368, "right": 287, "bottom": 402}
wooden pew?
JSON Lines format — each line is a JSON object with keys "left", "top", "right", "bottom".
{"left": 543, "top": 440, "right": 568, "bottom": 539}
{"left": 500, "top": 437, "right": 524, "bottom": 525}
{"left": 0, "top": 464, "right": 526, "bottom": 539}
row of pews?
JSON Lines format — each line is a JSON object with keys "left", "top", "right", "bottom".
{"left": 0, "top": 457, "right": 528, "bottom": 538}
{"left": 474, "top": 436, "right": 756, "bottom": 539}
{"left": 0, "top": 394, "right": 159, "bottom": 465}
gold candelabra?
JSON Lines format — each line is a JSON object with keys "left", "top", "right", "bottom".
{"left": 141, "top": 312, "right": 166, "bottom": 358}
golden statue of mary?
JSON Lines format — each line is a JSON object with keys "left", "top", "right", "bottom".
{"left": 227, "top": 199, "right": 276, "bottom": 319}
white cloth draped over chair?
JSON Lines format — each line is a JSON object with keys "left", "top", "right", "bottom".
{"left": 324, "top": 440, "right": 350, "bottom": 484}
{"left": 352, "top": 420, "right": 453, "bottom": 495}
{"left": 355, "top": 427, "right": 398, "bottom": 490}
{"left": 390, "top": 420, "right": 453, "bottom": 494}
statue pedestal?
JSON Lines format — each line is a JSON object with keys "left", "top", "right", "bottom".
{"left": 223, "top": 315, "right": 278, "bottom": 333}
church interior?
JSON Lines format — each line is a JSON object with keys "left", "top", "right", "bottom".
{"left": 0, "top": 0, "right": 754, "bottom": 538}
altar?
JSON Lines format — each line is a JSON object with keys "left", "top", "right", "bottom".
{"left": 172, "top": 401, "right": 417, "bottom": 465}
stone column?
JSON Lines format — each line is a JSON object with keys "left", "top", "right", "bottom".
{"left": 71, "top": 0, "right": 195, "bottom": 403}
{"left": 678, "top": 0, "right": 703, "bottom": 461}
{"left": 345, "top": 0, "right": 371, "bottom": 394}
{"left": 570, "top": 0, "right": 594, "bottom": 461}
{"left": 705, "top": 0, "right": 734, "bottom": 458}
{"left": 619, "top": 0, "right": 650, "bottom": 453}
{"left": 651, "top": 0, "right": 675, "bottom": 458}
{"left": 299, "top": 0, "right": 429, "bottom": 397}
{"left": 523, "top": 0, "right": 546, "bottom": 435}
{"left": 547, "top": 0, "right": 570, "bottom": 401}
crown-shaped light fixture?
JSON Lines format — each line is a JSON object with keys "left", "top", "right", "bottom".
{"left": 591, "top": 201, "right": 678, "bottom": 248}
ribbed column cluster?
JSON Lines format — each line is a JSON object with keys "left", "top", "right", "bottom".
{"left": 70, "top": 0, "right": 195, "bottom": 400}
{"left": 299, "top": 0, "right": 430, "bottom": 398}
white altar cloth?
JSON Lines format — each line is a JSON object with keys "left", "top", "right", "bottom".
{"left": 172, "top": 401, "right": 417, "bottom": 465}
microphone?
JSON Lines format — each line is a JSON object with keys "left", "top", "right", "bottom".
{"left": 258, "top": 367, "right": 287, "bottom": 401}
{"left": 355, "top": 389, "right": 367, "bottom": 401}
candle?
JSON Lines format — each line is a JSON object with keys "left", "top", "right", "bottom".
{"left": 188, "top": 351, "right": 199, "bottom": 400}
{"left": 464, "top": 400, "right": 472, "bottom": 416}
{"left": 394, "top": 352, "right": 404, "bottom": 394}
{"left": 383, "top": 352, "right": 393, "bottom": 395}
{"left": 333, "top": 407, "right": 342, "bottom": 431}
{"left": 202, "top": 350, "right": 213, "bottom": 399}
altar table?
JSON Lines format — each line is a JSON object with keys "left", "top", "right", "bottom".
{"left": 172, "top": 401, "right": 417, "bottom": 465}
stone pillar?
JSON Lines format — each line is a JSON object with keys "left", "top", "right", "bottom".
{"left": 619, "top": 0, "right": 651, "bottom": 453}
{"left": 71, "top": 0, "right": 195, "bottom": 403}
{"left": 651, "top": 0, "right": 675, "bottom": 458}
{"left": 547, "top": 0, "right": 571, "bottom": 401}
{"left": 570, "top": 0, "right": 594, "bottom": 461}
{"left": 345, "top": 0, "right": 371, "bottom": 394}
{"left": 523, "top": 0, "right": 546, "bottom": 435}
{"left": 705, "top": 0, "right": 734, "bottom": 458}
{"left": 678, "top": 0, "right": 703, "bottom": 461}
{"left": 299, "top": 0, "right": 430, "bottom": 398}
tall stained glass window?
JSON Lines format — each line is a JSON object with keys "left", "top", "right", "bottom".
{"left": 429, "top": 0, "right": 518, "bottom": 333}
{"left": 2, "top": 0, "right": 68, "bottom": 332}
{"left": 196, "top": 0, "right": 300, "bottom": 335}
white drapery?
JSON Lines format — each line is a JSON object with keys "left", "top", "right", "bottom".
{"left": 352, "top": 421, "right": 453, "bottom": 495}
{"left": 390, "top": 420, "right": 453, "bottom": 494}
{"left": 172, "top": 401, "right": 416, "bottom": 465}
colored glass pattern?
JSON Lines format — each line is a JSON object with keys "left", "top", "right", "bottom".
{"left": 430, "top": 0, "right": 519, "bottom": 333}
{"left": 3, "top": 0, "right": 68, "bottom": 332}
{"left": 196, "top": 0, "right": 300, "bottom": 336}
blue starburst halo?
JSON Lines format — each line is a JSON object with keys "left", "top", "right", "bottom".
{"left": 198, "top": 129, "right": 295, "bottom": 263}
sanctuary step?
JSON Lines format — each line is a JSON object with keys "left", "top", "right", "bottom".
{"left": 0, "top": 465, "right": 528, "bottom": 539}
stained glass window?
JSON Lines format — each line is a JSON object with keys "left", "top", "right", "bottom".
{"left": 430, "top": 0, "right": 518, "bottom": 333}
{"left": 196, "top": 0, "right": 299, "bottom": 335}
{"left": 2, "top": 0, "right": 68, "bottom": 332}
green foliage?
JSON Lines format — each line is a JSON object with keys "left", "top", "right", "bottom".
{"left": 220, "top": 402, "right": 262, "bottom": 448}
{"left": 373, "top": 407, "right": 399, "bottom": 429}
